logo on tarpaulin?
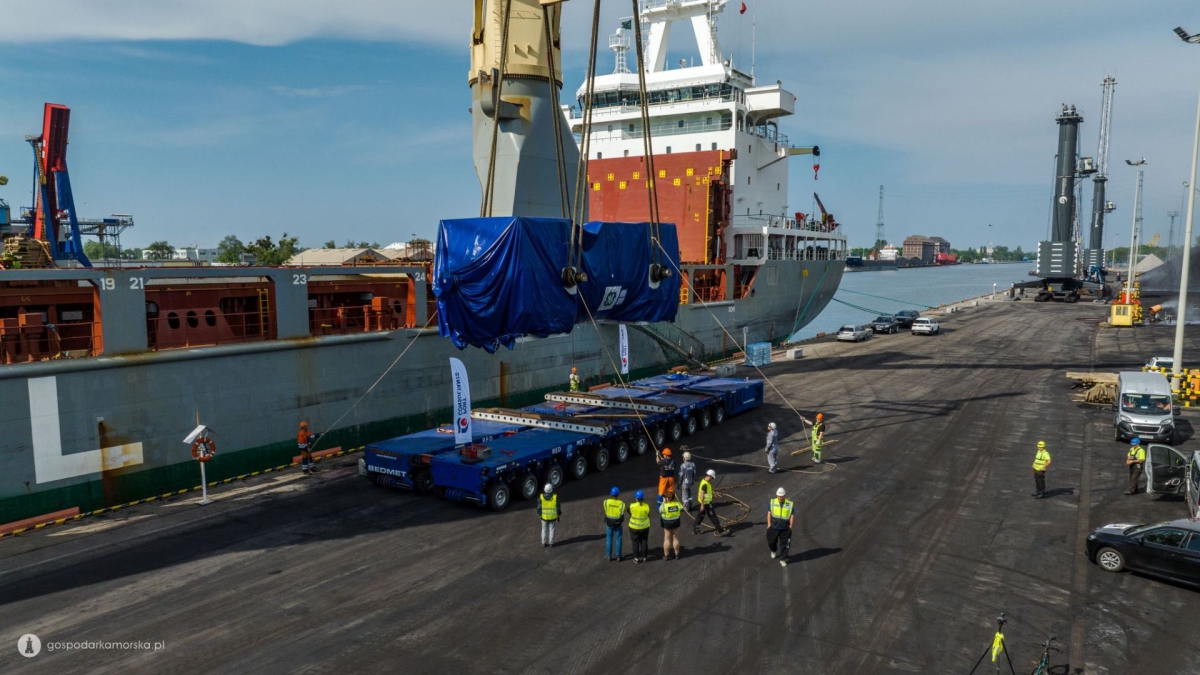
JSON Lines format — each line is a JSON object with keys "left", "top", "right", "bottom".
{"left": 599, "top": 286, "right": 627, "bottom": 311}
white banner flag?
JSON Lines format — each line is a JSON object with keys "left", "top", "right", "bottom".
{"left": 449, "top": 357, "right": 472, "bottom": 445}
{"left": 619, "top": 324, "right": 629, "bottom": 375}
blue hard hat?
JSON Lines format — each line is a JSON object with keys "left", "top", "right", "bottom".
{"left": 634, "top": 490, "right": 645, "bottom": 500}
{"left": 1131, "top": 437, "right": 1141, "bottom": 445}
{"left": 610, "top": 486, "right": 620, "bottom": 497}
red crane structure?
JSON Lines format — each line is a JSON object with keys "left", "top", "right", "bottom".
{"left": 28, "top": 103, "right": 91, "bottom": 266}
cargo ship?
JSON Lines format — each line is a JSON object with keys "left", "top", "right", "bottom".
{"left": 0, "top": 0, "right": 843, "bottom": 525}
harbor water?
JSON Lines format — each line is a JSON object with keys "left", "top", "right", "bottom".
{"left": 790, "top": 263, "right": 1034, "bottom": 340}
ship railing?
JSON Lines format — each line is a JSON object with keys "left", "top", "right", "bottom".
{"left": 0, "top": 319, "right": 103, "bottom": 364}
{"left": 575, "top": 118, "right": 734, "bottom": 146}
{"left": 309, "top": 305, "right": 410, "bottom": 336}
{"left": 566, "top": 90, "right": 737, "bottom": 119}
{"left": 147, "top": 308, "right": 276, "bottom": 352}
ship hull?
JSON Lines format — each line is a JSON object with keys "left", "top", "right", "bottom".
{"left": 0, "top": 258, "right": 841, "bottom": 523}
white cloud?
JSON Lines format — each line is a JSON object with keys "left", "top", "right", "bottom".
{"left": 271, "top": 85, "right": 366, "bottom": 98}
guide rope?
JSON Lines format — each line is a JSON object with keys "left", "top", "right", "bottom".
{"left": 836, "top": 288, "right": 934, "bottom": 308}
{"left": 480, "top": 0, "right": 515, "bottom": 218}
{"left": 788, "top": 262, "right": 831, "bottom": 338}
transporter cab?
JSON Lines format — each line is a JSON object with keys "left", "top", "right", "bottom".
{"left": 1114, "top": 371, "right": 1178, "bottom": 443}
{"left": 359, "top": 374, "right": 763, "bottom": 511}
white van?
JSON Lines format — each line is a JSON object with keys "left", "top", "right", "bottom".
{"left": 1114, "top": 371, "right": 1177, "bottom": 443}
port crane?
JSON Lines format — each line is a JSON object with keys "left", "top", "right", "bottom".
{"left": 1087, "top": 76, "right": 1117, "bottom": 267}
{"left": 27, "top": 103, "right": 91, "bottom": 266}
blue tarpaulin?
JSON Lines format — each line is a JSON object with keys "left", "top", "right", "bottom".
{"left": 434, "top": 217, "right": 682, "bottom": 351}
{"left": 576, "top": 221, "right": 681, "bottom": 324}
{"left": 434, "top": 217, "right": 576, "bottom": 352}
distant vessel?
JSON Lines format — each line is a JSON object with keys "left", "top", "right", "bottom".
{"left": 0, "top": 0, "right": 844, "bottom": 525}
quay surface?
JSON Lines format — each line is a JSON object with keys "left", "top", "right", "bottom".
{"left": 3, "top": 300, "right": 1199, "bottom": 674}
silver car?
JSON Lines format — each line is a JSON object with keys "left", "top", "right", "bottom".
{"left": 837, "top": 324, "right": 871, "bottom": 342}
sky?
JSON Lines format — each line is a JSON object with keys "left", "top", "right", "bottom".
{"left": 0, "top": 0, "right": 1198, "bottom": 253}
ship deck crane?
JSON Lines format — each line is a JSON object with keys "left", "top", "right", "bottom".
{"left": 27, "top": 103, "right": 91, "bottom": 267}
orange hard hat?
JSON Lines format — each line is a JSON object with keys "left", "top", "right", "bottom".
{"left": 571, "top": 366, "right": 577, "bottom": 372}
{"left": 816, "top": 413, "right": 824, "bottom": 420}
{"left": 662, "top": 448, "right": 672, "bottom": 456}
{"left": 300, "top": 421, "right": 309, "bottom": 428}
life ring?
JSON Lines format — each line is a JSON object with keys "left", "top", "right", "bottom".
{"left": 191, "top": 436, "right": 216, "bottom": 463}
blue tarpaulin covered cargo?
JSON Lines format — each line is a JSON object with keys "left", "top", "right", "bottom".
{"left": 576, "top": 221, "right": 681, "bottom": 324}
{"left": 434, "top": 217, "right": 576, "bottom": 352}
{"left": 434, "top": 217, "right": 681, "bottom": 351}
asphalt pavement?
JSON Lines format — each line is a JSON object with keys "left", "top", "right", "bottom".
{"left": 2, "top": 299, "right": 1198, "bottom": 674}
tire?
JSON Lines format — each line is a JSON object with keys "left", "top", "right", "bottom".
{"left": 568, "top": 453, "right": 588, "bottom": 480}
{"left": 684, "top": 414, "right": 699, "bottom": 436}
{"left": 652, "top": 426, "right": 667, "bottom": 448}
{"left": 1113, "top": 425, "right": 1122, "bottom": 442}
{"left": 633, "top": 434, "right": 650, "bottom": 456}
{"left": 714, "top": 405, "right": 727, "bottom": 425}
{"left": 413, "top": 470, "right": 435, "bottom": 495}
{"left": 515, "top": 473, "right": 539, "bottom": 500}
{"left": 589, "top": 445, "right": 610, "bottom": 472}
{"left": 613, "top": 439, "right": 631, "bottom": 464}
{"left": 543, "top": 463, "right": 564, "bottom": 490}
{"left": 1096, "top": 547, "right": 1126, "bottom": 573}
{"left": 700, "top": 408, "right": 712, "bottom": 430}
{"left": 486, "top": 481, "right": 511, "bottom": 512}
{"left": 668, "top": 420, "right": 684, "bottom": 442}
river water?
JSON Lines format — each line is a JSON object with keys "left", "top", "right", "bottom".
{"left": 792, "top": 263, "right": 1034, "bottom": 340}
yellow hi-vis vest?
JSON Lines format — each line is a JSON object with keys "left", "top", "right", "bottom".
{"left": 1128, "top": 446, "right": 1146, "bottom": 463}
{"left": 603, "top": 498, "right": 625, "bottom": 527}
{"left": 699, "top": 479, "right": 714, "bottom": 505}
{"left": 660, "top": 499, "right": 682, "bottom": 523}
{"left": 1032, "top": 449, "right": 1051, "bottom": 471}
{"left": 770, "top": 498, "right": 794, "bottom": 528}
{"left": 628, "top": 502, "right": 651, "bottom": 530}
{"left": 539, "top": 494, "right": 559, "bottom": 521}
{"left": 811, "top": 421, "right": 824, "bottom": 444}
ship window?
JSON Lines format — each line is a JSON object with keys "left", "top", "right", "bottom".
{"left": 747, "top": 176, "right": 751, "bottom": 185}
{"left": 607, "top": 124, "right": 613, "bottom": 132}
{"left": 678, "top": 120, "right": 685, "bottom": 128}
{"left": 167, "top": 312, "right": 180, "bottom": 330}
{"left": 712, "top": 143, "right": 718, "bottom": 150}
{"left": 624, "top": 150, "right": 629, "bottom": 157}
{"left": 597, "top": 152, "right": 602, "bottom": 159}
{"left": 706, "top": 117, "right": 712, "bottom": 125}
{"left": 204, "top": 310, "right": 217, "bottom": 327}
{"left": 696, "top": 144, "right": 701, "bottom": 151}
{"left": 777, "top": 183, "right": 781, "bottom": 190}
{"left": 186, "top": 311, "right": 199, "bottom": 329}
{"left": 629, "top": 124, "right": 635, "bottom": 132}
{"left": 748, "top": 145, "right": 752, "bottom": 154}
{"left": 666, "top": 146, "right": 672, "bottom": 154}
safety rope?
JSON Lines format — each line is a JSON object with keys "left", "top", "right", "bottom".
{"left": 480, "top": 0, "right": 515, "bottom": 218}
{"left": 830, "top": 296, "right": 890, "bottom": 316}
{"left": 629, "top": 1, "right": 663, "bottom": 265}
{"left": 569, "top": 0, "right": 604, "bottom": 271}
{"left": 788, "top": 262, "right": 831, "bottom": 339}
{"left": 836, "top": 287, "right": 934, "bottom": 308}
{"left": 309, "top": 310, "right": 438, "bottom": 454}
{"left": 541, "top": 4, "right": 571, "bottom": 219}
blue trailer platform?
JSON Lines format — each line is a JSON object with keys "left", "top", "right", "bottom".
{"left": 360, "top": 373, "right": 766, "bottom": 511}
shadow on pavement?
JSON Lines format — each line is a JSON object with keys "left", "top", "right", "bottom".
{"left": 793, "top": 546, "right": 842, "bottom": 563}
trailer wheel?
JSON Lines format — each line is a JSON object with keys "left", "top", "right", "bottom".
{"left": 413, "top": 470, "right": 435, "bottom": 495}
{"left": 486, "top": 482, "right": 511, "bottom": 512}
{"left": 589, "top": 445, "right": 611, "bottom": 472}
{"left": 543, "top": 464, "right": 564, "bottom": 489}
{"left": 651, "top": 427, "right": 667, "bottom": 448}
{"left": 515, "top": 473, "right": 539, "bottom": 500}
{"left": 699, "top": 408, "right": 712, "bottom": 430}
{"left": 684, "top": 414, "right": 699, "bottom": 436}
{"left": 668, "top": 420, "right": 684, "bottom": 442}
{"left": 633, "top": 434, "right": 650, "bottom": 456}
{"left": 613, "top": 439, "right": 631, "bottom": 464}
{"left": 713, "top": 405, "right": 727, "bottom": 425}
{"left": 568, "top": 454, "right": 588, "bottom": 481}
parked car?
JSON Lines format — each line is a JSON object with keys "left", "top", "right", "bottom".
{"left": 1087, "top": 518, "right": 1200, "bottom": 587}
{"left": 1146, "top": 356, "right": 1175, "bottom": 371}
{"left": 870, "top": 315, "right": 901, "bottom": 334}
{"left": 894, "top": 309, "right": 920, "bottom": 328}
{"left": 836, "top": 324, "right": 871, "bottom": 342}
{"left": 911, "top": 317, "right": 940, "bottom": 335}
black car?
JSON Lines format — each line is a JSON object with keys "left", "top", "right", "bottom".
{"left": 870, "top": 315, "right": 900, "bottom": 334}
{"left": 1087, "top": 518, "right": 1200, "bottom": 586}
{"left": 894, "top": 309, "right": 920, "bottom": 328}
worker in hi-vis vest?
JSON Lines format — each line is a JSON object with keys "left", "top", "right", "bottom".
{"left": 1031, "top": 441, "right": 1051, "bottom": 498}
{"left": 603, "top": 487, "right": 626, "bottom": 561}
{"left": 1125, "top": 438, "right": 1146, "bottom": 496}
{"left": 538, "top": 483, "right": 562, "bottom": 547}
{"left": 628, "top": 490, "right": 652, "bottom": 563}
{"left": 766, "top": 487, "right": 795, "bottom": 566}
{"left": 810, "top": 413, "right": 825, "bottom": 463}
{"left": 659, "top": 491, "right": 683, "bottom": 560}
{"left": 693, "top": 470, "right": 726, "bottom": 536}
{"left": 569, "top": 366, "right": 580, "bottom": 392}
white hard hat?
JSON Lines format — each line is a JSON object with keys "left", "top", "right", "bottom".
{"left": 706, "top": 469, "right": 716, "bottom": 478}
{"left": 544, "top": 483, "right": 553, "bottom": 494}
{"left": 776, "top": 487, "right": 786, "bottom": 497}
{"left": 683, "top": 451, "right": 692, "bottom": 461}
{"left": 768, "top": 422, "right": 776, "bottom": 429}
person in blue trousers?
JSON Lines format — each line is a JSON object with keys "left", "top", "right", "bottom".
{"left": 603, "top": 486, "right": 627, "bottom": 561}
